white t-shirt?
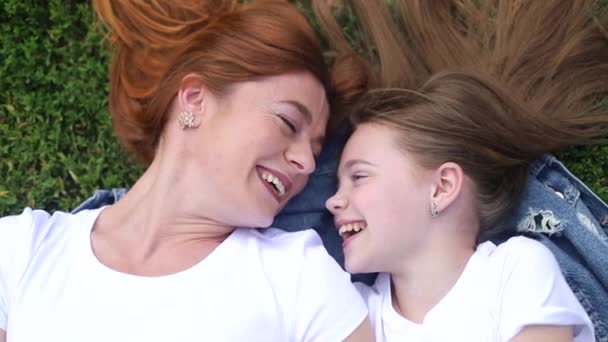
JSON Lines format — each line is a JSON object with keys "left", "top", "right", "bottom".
{"left": 356, "top": 236, "right": 594, "bottom": 342}
{"left": 0, "top": 208, "right": 367, "bottom": 341}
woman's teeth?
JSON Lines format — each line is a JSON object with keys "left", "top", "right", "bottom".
{"left": 261, "top": 171, "right": 286, "bottom": 197}
{"left": 338, "top": 222, "right": 366, "bottom": 239}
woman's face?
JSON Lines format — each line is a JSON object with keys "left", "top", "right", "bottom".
{"left": 326, "top": 123, "right": 434, "bottom": 274}
{"left": 190, "top": 72, "right": 329, "bottom": 228}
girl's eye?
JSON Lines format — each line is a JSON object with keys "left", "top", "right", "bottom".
{"left": 352, "top": 174, "right": 367, "bottom": 181}
{"left": 279, "top": 115, "right": 297, "bottom": 133}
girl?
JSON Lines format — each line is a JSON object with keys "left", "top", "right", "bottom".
{"left": 320, "top": 0, "right": 608, "bottom": 340}
{"left": 327, "top": 71, "right": 601, "bottom": 341}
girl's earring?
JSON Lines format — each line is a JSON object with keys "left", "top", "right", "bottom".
{"left": 431, "top": 201, "right": 439, "bottom": 217}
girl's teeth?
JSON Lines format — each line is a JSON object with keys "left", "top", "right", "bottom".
{"left": 338, "top": 222, "right": 367, "bottom": 238}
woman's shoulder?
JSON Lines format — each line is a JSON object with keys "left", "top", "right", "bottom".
{"left": 0, "top": 209, "right": 67, "bottom": 292}
{"left": 1, "top": 208, "right": 58, "bottom": 248}
{"left": 231, "top": 227, "right": 367, "bottom": 340}
{"left": 1, "top": 207, "right": 52, "bottom": 227}
{"left": 234, "top": 227, "right": 346, "bottom": 275}
{"left": 0, "top": 208, "right": 98, "bottom": 270}
{"left": 236, "top": 227, "right": 326, "bottom": 254}
{"left": 0, "top": 207, "right": 96, "bottom": 240}
{"left": 233, "top": 226, "right": 353, "bottom": 285}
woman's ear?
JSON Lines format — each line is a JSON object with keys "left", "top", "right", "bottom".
{"left": 429, "top": 162, "right": 464, "bottom": 215}
{"left": 176, "top": 73, "right": 207, "bottom": 114}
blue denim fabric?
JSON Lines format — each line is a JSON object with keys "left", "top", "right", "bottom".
{"left": 74, "top": 136, "right": 608, "bottom": 340}
{"left": 71, "top": 188, "right": 128, "bottom": 214}
{"left": 513, "top": 155, "right": 608, "bottom": 342}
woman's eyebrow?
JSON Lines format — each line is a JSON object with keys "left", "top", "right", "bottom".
{"left": 279, "top": 100, "right": 326, "bottom": 147}
{"left": 278, "top": 100, "right": 312, "bottom": 124}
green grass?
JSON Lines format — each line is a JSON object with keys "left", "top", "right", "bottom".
{"left": 1, "top": 1, "right": 607, "bottom": 216}
{"left": 0, "top": 0, "right": 142, "bottom": 215}
{"left": 558, "top": 146, "right": 608, "bottom": 203}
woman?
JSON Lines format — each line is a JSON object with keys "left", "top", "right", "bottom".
{"left": 0, "top": 0, "right": 373, "bottom": 341}
{"left": 319, "top": 0, "right": 608, "bottom": 340}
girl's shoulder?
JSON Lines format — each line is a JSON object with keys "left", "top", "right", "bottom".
{"left": 478, "top": 235, "right": 558, "bottom": 272}
{"left": 477, "top": 236, "right": 593, "bottom": 341}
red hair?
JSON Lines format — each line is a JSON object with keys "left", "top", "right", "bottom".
{"left": 93, "top": 0, "right": 367, "bottom": 163}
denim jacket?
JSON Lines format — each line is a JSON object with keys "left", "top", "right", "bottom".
{"left": 513, "top": 155, "right": 608, "bottom": 341}
{"left": 74, "top": 131, "right": 608, "bottom": 341}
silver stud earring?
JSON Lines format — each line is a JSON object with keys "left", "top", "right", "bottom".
{"left": 431, "top": 201, "right": 438, "bottom": 217}
{"left": 177, "top": 111, "right": 199, "bottom": 129}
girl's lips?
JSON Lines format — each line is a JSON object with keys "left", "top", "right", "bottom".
{"left": 335, "top": 220, "right": 367, "bottom": 246}
{"left": 342, "top": 229, "right": 363, "bottom": 249}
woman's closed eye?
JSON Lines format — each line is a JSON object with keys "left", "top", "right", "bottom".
{"left": 279, "top": 115, "right": 297, "bottom": 133}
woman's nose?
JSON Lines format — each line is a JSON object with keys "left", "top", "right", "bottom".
{"left": 286, "top": 141, "right": 316, "bottom": 175}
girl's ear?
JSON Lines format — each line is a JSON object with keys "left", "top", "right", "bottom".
{"left": 429, "top": 162, "right": 464, "bottom": 215}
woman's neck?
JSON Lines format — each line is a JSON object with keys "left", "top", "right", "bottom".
{"left": 91, "top": 152, "right": 234, "bottom": 276}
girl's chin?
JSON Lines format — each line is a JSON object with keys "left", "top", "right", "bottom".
{"left": 344, "top": 260, "right": 369, "bottom": 275}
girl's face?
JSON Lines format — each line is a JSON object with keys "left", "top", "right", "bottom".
{"left": 326, "top": 123, "right": 435, "bottom": 274}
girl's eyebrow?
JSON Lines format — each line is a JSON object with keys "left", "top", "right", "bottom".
{"left": 339, "top": 159, "right": 377, "bottom": 173}
{"left": 337, "top": 159, "right": 377, "bottom": 188}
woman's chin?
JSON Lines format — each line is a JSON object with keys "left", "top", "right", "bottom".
{"left": 255, "top": 218, "right": 274, "bottom": 229}
{"left": 242, "top": 212, "right": 275, "bottom": 229}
